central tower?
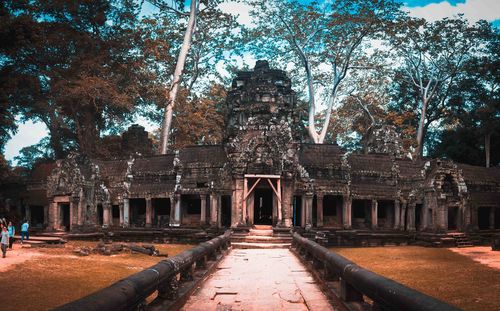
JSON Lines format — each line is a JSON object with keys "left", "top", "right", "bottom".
{"left": 224, "top": 60, "right": 301, "bottom": 227}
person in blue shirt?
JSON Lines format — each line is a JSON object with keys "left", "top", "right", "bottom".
{"left": 21, "top": 220, "right": 29, "bottom": 244}
{"left": 7, "top": 221, "right": 15, "bottom": 249}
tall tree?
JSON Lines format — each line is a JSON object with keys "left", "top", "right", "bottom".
{"left": 0, "top": 0, "right": 149, "bottom": 157}
{"left": 247, "top": 0, "right": 401, "bottom": 143}
{"left": 389, "top": 16, "right": 481, "bottom": 157}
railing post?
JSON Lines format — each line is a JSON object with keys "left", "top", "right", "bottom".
{"left": 180, "top": 264, "right": 195, "bottom": 282}
{"left": 340, "top": 278, "right": 364, "bottom": 302}
{"left": 157, "top": 276, "right": 179, "bottom": 300}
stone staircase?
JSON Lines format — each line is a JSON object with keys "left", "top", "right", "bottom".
{"left": 231, "top": 225, "right": 292, "bottom": 249}
{"left": 448, "top": 232, "right": 474, "bottom": 248}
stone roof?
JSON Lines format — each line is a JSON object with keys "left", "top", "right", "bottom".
{"left": 457, "top": 163, "right": 500, "bottom": 185}
{"left": 30, "top": 162, "right": 56, "bottom": 181}
{"left": 298, "top": 144, "right": 345, "bottom": 168}
{"left": 179, "top": 145, "right": 227, "bottom": 167}
{"left": 132, "top": 154, "right": 175, "bottom": 174}
{"left": 349, "top": 154, "right": 394, "bottom": 175}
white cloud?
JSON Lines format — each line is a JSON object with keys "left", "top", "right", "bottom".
{"left": 218, "top": 2, "right": 254, "bottom": 27}
{"left": 406, "top": 0, "right": 500, "bottom": 23}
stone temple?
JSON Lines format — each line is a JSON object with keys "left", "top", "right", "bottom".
{"left": 2, "top": 60, "right": 500, "bottom": 245}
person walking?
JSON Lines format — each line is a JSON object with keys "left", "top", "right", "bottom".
{"left": 21, "top": 220, "right": 29, "bottom": 244}
{"left": 1, "top": 225, "right": 9, "bottom": 258}
{"left": 7, "top": 221, "right": 15, "bottom": 249}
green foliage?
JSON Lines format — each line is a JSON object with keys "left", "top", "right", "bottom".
{"left": 13, "top": 137, "right": 53, "bottom": 170}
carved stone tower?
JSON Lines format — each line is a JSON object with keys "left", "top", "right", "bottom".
{"left": 224, "top": 60, "right": 300, "bottom": 227}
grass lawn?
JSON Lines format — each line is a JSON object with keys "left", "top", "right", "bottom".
{"left": 0, "top": 241, "right": 193, "bottom": 311}
{"left": 330, "top": 246, "right": 500, "bottom": 311}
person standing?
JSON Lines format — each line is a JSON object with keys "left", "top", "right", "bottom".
{"left": 1, "top": 225, "right": 8, "bottom": 258}
{"left": 21, "top": 220, "right": 29, "bottom": 244}
{"left": 7, "top": 221, "right": 15, "bottom": 249}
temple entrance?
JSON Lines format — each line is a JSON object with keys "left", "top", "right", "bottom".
{"left": 254, "top": 188, "right": 273, "bottom": 225}
{"left": 293, "top": 196, "right": 302, "bottom": 226}
{"left": 30, "top": 205, "right": 45, "bottom": 228}
{"left": 59, "top": 203, "right": 70, "bottom": 231}
{"left": 221, "top": 195, "right": 232, "bottom": 227}
{"left": 448, "top": 206, "right": 459, "bottom": 230}
{"left": 478, "top": 207, "right": 490, "bottom": 230}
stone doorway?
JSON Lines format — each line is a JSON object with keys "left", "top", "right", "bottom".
{"left": 448, "top": 206, "right": 459, "bottom": 230}
{"left": 293, "top": 196, "right": 302, "bottom": 227}
{"left": 59, "top": 203, "right": 70, "bottom": 231}
{"left": 221, "top": 195, "right": 232, "bottom": 227}
{"left": 254, "top": 188, "right": 273, "bottom": 225}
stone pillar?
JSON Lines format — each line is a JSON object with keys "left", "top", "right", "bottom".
{"left": 145, "top": 197, "right": 152, "bottom": 228}
{"left": 281, "top": 180, "right": 293, "bottom": 227}
{"left": 371, "top": 199, "right": 378, "bottom": 229}
{"left": 232, "top": 178, "right": 244, "bottom": 227}
{"left": 406, "top": 203, "right": 415, "bottom": 232}
{"left": 342, "top": 195, "right": 352, "bottom": 229}
{"left": 25, "top": 205, "right": 31, "bottom": 224}
{"left": 248, "top": 192, "right": 255, "bottom": 225}
{"left": 170, "top": 194, "right": 181, "bottom": 226}
{"left": 490, "top": 207, "right": 495, "bottom": 229}
{"left": 49, "top": 201, "right": 58, "bottom": 230}
{"left": 70, "top": 197, "right": 79, "bottom": 230}
{"left": 300, "top": 195, "right": 306, "bottom": 227}
{"left": 394, "top": 200, "right": 401, "bottom": 230}
{"left": 77, "top": 194, "right": 84, "bottom": 226}
{"left": 316, "top": 194, "right": 324, "bottom": 227}
{"left": 210, "top": 194, "right": 218, "bottom": 227}
{"left": 119, "top": 202, "right": 124, "bottom": 227}
{"left": 304, "top": 194, "right": 313, "bottom": 228}
{"left": 123, "top": 198, "right": 130, "bottom": 227}
{"left": 200, "top": 195, "right": 207, "bottom": 225}
{"left": 103, "top": 203, "right": 111, "bottom": 227}
{"left": 44, "top": 205, "right": 49, "bottom": 227}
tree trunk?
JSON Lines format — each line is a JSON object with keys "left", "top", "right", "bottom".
{"left": 159, "top": 0, "right": 199, "bottom": 154}
{"left": 485, "top": 132, "right": 491, "bottom": 168}
{"left": 416, "top": 98, "right": 428, "bottom": 158}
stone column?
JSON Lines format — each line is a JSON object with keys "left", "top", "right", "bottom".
{"left": 25, "top": 205, "right": 31, "bottom": 224}
{"left": 70, "top": 197, "right": 79, "bottom": 230}
{"left": 342, "top": 195, "right": 352, "bottom": 229}
{"left": 49, "top": 201, "right": 58, "bottom": 230}
{"left": 281, "top": 180, "right": 293, "bottom": 227}
{"left": 210, "top": 194, "right": 218, "bottom": 227}
{"left": 300, "top": 195, "right": 306, "bottom": 227}
{"left": 200, "top": 195, "right": 207, "bottom": 225}
{"left": 406, "top": 203, "right": 415, "bottom": 232}
{"left": 44, "top": 205, "right": 49, "bottom": 227}
{"left": 77, "top": 195, "right": 84, "bottom": 226}
{"left": 304, "top": 194, "right": 313, "bottom": 228}
{"left": 371, "top": 199, "right": 378, "bottom": 229}
{"left": 119, "top": 202, "right": 124, "bottom": 227}
{"left": 232, "top": 178, "right": 244, "bottom": 227}
{"left": 316, "top": 194, "right": 324, "bottom": 227}
{"left": 490, "top": 207, "right": 495, "bottom": 229}
{"left": 123, "top": 198, "right": 130, "bottom": 227}
{"left": 145, "top": 197, "right": 152, "bottom": 228}
{"left": 394, "top": 200, "right": 401, "bottom": 230}
{"left": 248, "top": 192, "right": 255, "bottom": 225}
{"left": 170, "top": 194, "right": 181, "bottom": 226}
{"left": 103, "top": 203, "right": 111, "bottom": 227}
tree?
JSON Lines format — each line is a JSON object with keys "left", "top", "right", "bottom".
{"left": 0, "top": 0, "right": 148, "bottom": 157}
{"left": 389, "top": 16, "right": 482, "bottom": 157}
{"left": 247, "top": 0, "right": 401, "bottom": 143}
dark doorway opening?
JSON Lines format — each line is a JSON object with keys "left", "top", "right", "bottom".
{"left": 323, "top": 195, "right": 342, "bottom": 227}
{"left": 415, "top": 204, "right": 422, "bottom": 230}
{"left": 352, "top": 199, "right": 370, "bottom": 228}
{"left": 378, "top": 200, "right": 394, "bottom": 228}
{"left": 30, "top": 205, "right": 44, "bottom": 228}
{"left": 60, "top": 203, "right": 70, "bottom": 231}
{"left": 478, "top": 207, "right": 490, "bottom": 230}
{"left": 448, "top": 206, "right": 459, "bottom": 230}
{"left": 254, "top": 188, "right": 273, "bottom": 225}
{"left": 153, "top": 198, "right": 171, "bottom": 227}
{"left": 130, "top": 198, "right": 146, "bottom": 227}
{"left": 221, "top": 195, "right": 232, "bottom": 227}
{"left": 112, "top": 205, "right": 120, "bottom": 225}
{"left": 495, "top": 208, "right": 500, "bottom": 229}
{"left": 312, "top": 195, "right": 317, "bottom": 226}
{"left": 97, "top": 204, "right": 103, "bottom": 226}
{"left": 293, "top": 195, "right": 302, "bottom": 227}
{"left": 181, "top": 195, "right": 201, "bottom": 226}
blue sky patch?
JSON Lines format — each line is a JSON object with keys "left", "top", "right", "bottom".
{"left": 401, "top": 0, "right": 465, "bottom": 7}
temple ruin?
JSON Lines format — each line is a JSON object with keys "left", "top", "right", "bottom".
{"left": 2, "top": 60, "right": 499, "bottom": 245}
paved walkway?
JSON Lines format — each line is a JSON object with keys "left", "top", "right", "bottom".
{"left": 181, "top": 248, "right": 335, "bottom": 311}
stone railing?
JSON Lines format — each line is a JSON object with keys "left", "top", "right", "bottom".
{"left": 292, "top": 232, "right": 460, "bottom": 311}
{"left": 55, "top": 231, "right": 231, "bottom": 311}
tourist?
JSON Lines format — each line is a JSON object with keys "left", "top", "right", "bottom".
{"left": 21, "top": 220, "right": 30, "bottom": 244}
{"left": 1, "top": 225, "right": 8, "bottom": 258}
{"left": 7, "top": 221, "right": 15, "bottom": 249}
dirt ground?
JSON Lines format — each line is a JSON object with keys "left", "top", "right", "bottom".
{"left": 0, "top": 240, "right": 193, "bottom": 311}
{"left": 330, "top": 246, "right": 500, "bottom": 311}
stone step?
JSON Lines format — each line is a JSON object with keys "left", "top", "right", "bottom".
{"left": 231, "top": 242, "right": 291, "bottom": 249}
{"left": 253, "top": 225, "right": 273, "bottom": 230}
{"left": 249, "top": 229, "right": 273, "bottom": 236}
{"left": 231, "top": 236, "right": 292, "bottom": 243}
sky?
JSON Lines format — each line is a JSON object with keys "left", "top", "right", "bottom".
{"left": 4, "top": 0, "right": 500, "bottom": 163}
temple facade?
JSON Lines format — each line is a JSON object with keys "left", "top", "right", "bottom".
{"left": 4, "top": 61, "right": 500, "bottom": 236}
